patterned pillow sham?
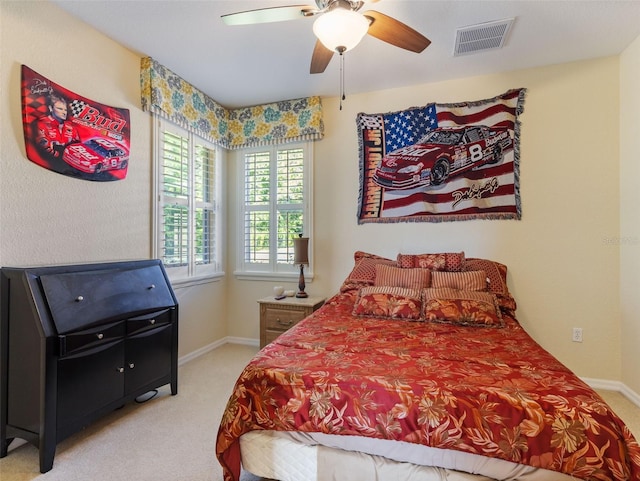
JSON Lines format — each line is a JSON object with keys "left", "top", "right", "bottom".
{"left": 464, "top": 258, "right": 517, "bottom": 313}
{"left": 340, "top": 251, "right": 396, "bottom": 292}
{"left": 353, "top": 286, "right": 423, "bottom": 320}
{"left": 422, "top": 287, "right": 503, "bottom": 327}
{"left": 397, "top": 252, "right": 465, "bottom": 271}
{"left": 431, "top": 270, "right": 487, "bottom": 291}
{"left": 374, "top": 264, "right": 431, "bottom": 290}
{"left": 354, "top": 250, "right": 393, "bottom": 262}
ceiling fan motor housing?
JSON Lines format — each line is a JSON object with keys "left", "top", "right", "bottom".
{"left": 316, "top": 0, "right": 365, "bottom": 12}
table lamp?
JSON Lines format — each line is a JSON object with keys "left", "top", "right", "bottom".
{"left": 293, "top": 234, "right": 309, "bottom": 298}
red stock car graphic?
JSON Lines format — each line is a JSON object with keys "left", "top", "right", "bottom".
{"left": 373, "top": 125, "right": 513, "bottom": 190}
{"left": 62, "top": 138, "right": 129, "bottom": 174}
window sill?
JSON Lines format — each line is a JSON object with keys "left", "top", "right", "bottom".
{"left": 233, "top": 270, "right": 314, "bottom": 283}
{"left": 169, "top": 271, "right": 225, "bottom": 289}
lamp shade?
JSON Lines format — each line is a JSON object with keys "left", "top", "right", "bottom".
{"left": 312, "top": 8, "right": 369, "bottom": 52}
{"left": 293, "top": 235, "right": 309, "bottom": 265}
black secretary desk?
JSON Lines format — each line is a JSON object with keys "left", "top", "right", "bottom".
{"left": 0, "top": 259, "right": 179, "bottom": 473}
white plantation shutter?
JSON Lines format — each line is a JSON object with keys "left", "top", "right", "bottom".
{"left": 157, "top": 118, "right": 221, "bottom": 281}
{"left": 244, "top": 151, "right": 271, "bottom": 264}
{"left": 161, "top": 130, "right": 189, "bottom": 268}
{"left": 239, "top": 143, "right": 311, "bottom": 275}
{"left": 194, "top": 143, "right": 215, "bottom": 267}
{"left": 276, "top": 149, "right": 304, "bottom": 264}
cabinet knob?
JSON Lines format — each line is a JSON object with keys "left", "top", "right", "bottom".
{"left": 128, "top": 363, "right": 135, "bottom": 369}
{"left": 149, "top": 319, "right": 156, "bottom": 325}
{"left": 96, "top": 333, "right": 104, "bottom": 340}
{"left": 117, "top": 367, "right": 124, "bottom": 373}
{"left": 148, "top": 284, "right": 156, "bottom": 290}
{"left": 75, "top": 295, "right": 84, "bottom": 302}
{"left": 277, "top": 318, "right": 293, "bottom": 327}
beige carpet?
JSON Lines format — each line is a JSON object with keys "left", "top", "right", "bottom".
{"left": 1, "top": 343, "right": 639, "bottom": 481}
{"left": 0, "top": 343, "right": 263, "bottom": 481}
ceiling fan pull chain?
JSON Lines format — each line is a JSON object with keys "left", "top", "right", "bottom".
{"left": 338, "top": 46, "right": 346, "bottom": 110}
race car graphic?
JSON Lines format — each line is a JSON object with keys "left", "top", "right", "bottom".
{"left": 62, "top": 138, "right": 129, "bottom": 174}
{"left": 373, "top": 125, "right": 513, "bottom": 190}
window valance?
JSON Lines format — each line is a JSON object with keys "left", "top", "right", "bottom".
{"left": 140, "top": 57, "right": 324, "bottom": 149}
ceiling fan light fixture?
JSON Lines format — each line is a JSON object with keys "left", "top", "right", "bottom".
{"left": 312, "top": 8, "right": 369, "bottom": 52}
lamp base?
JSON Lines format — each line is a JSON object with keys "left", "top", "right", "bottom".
{"left": 296, "top": 263, "right": 307, "bottom": 298}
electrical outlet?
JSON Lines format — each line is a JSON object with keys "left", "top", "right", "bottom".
{"left": 572, "top": 327, "right": 583, "bottom": 342}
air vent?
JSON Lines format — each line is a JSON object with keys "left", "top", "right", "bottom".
{"left": 454, "top": 18, "right": 514, "bottom": 56}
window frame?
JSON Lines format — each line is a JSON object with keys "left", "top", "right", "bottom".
{"left": 235, "top": 141, "right": 313, "bottom": 281}
{"left": 153, "top": 116, "right": 224, "bottom": 286}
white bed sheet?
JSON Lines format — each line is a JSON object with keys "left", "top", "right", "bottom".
{"left": 239, "top": 430, "right": 576, "bottom": 481}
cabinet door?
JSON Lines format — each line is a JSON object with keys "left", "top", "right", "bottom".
{"left": 124, "top": 324, "right": 173, "bottom": 395}
{"left": 57, "top": 340, "right": 125, "bottom": 429}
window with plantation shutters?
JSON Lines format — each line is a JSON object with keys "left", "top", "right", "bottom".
{"left": 238, "top": 142, "right": 312, "bottom": 277}
{"left": 156, "top": 118, "right": 221, "bottom": 282}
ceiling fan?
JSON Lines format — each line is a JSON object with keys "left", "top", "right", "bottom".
{"left": 221, "top": 0, "right": 431, "bottom": 74}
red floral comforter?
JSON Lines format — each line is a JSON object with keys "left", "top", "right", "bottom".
{"left": 216, "top": 291, "right": 640, "bottom": 481}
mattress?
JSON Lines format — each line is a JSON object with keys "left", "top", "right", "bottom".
{"left": 218, "top": 253, "right": 640, "bottom": 481}
{"left": 239, "top": 430, "right": 577, "bottom": 481}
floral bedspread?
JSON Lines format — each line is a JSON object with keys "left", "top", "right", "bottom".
{"left": 216, "top": 291, "right": 640, "bottom": 481}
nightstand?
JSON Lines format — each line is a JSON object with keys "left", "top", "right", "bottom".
{"left": 258, "top": 296, "right": 325, "bottom": 348}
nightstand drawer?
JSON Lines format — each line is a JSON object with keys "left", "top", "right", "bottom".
{"left": 258, "top": 296, "right": 325, "bottom": 348}
{"left": 264, "top": 307, "right": 307, "bottom": 331}
{"left": 264, "top": 330, "right": 284, "bottom": 346}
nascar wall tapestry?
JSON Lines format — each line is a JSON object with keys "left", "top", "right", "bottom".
{"left": 356, "top": 88, "right": 526, "bottom": 223}
{"left": 21, "top": 65, "right": 130, "bottom": 181}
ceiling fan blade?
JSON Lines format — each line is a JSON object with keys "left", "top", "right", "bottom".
{"left": 221, "top": 5, "right": 316, "bottom": 26}
{"left": 364, "top": 10, "right": 431, "bottom": 53}
{"left": 310, "top": 40, "right": 335, "bottom": 74}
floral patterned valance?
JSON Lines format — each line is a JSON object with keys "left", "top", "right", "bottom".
{"left": 140, "top": 57, "right": 229, "bottom": 146}
{"left": 140, "top": 57, "right": 324, "bottom": 149}
{"left": 227, "top": 96, "right": 324, "bottom": 149}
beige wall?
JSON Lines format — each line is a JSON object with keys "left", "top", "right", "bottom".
{"left": 620, "top": 34, "right": 640, "bottom": 395}
{"left": 0, "top": 0, "right": 227, "bottom": 358}
{"left": 229, "top": 57, "right": 627, "bottom": 384}
{"left": 1, "top": 1, "right": 637, "bottom": 391}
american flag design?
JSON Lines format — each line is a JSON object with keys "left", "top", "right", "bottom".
{"left": 357, "top": 89, "right": 526, "bottom": 223}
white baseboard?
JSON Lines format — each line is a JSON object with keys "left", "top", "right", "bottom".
{"left": 620, "top": 383, "right": 640, "bottom": 408}
{"left": 578, "top": 377, "right": 640, "bottom": 409}
{"left": 178, "top": 336, "right": 259, "bottom": 366}
{"left": 225, "top": 336, "right": 260, "bottom": 347}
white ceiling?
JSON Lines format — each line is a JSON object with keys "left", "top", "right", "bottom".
{"left": 51, "top": 0, "right": 640, "bottom": 109}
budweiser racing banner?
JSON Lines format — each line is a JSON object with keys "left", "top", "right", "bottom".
{"left": 21, "top": 65, "right": 130, "bottom": 181}
{"left": 356, "top": 88, "right": 526, "bottom": 223}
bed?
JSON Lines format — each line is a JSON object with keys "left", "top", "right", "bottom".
{"left": 216, "top": 251, "right": 640, "bottom": 481}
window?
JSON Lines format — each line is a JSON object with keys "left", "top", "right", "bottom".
{"left": 155, "top": 118, "right": 222, "bottom": 283}
{"left": 237, "top": 142, "right": 312, "bottom": 278}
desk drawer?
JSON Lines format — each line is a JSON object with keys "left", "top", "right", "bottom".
{"left": 59, "top": 320, "right": 125, "bottom": 357}
{"left": 127, "top": 309, "right": 173, "bottom": 336}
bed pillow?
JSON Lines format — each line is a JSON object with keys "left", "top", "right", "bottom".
{"left": 423, "top": 287, "right": 503, "bottom": 327}
{"left": 374, "top": 264, "right": 431, "bottom": 290}
{"left": 431, "top": 270, "right": 487, "bottom": 291}
{"left": 464, "top": 258, "right": 517, "bottom": 313}
{"left": 348, "top": 257, "right": 397, "bottom": 283}
{"left": 339, "top": 251, "right": 396, "bottom": 292}
{"left": 353, "top": 286, "right": 423, "bottom": 320}
{"left": 397, "top": 252, "right": 465, "bottom": 271}
{"left": 353, "top": 250, "right": 393, "bottom": 262}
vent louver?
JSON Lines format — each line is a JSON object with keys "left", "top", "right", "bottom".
{"left": 454, "top": 18, "right": 514, "bottom": 56}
